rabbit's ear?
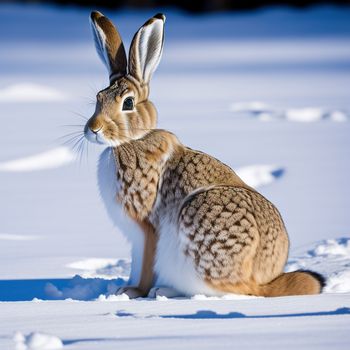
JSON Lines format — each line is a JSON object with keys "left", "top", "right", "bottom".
{"left": 90, "top": 11, "right": 127, "bottom": 83}
{"left": 128, "top": 14, "right": 165, "bottom": 85}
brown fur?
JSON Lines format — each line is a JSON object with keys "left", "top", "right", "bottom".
{"left": 86, "top": 76, "right": 156, "bottom": 145}
{"left": 207, "top": 271, "right": 323, "bottom": 297}
{"left": 137, "top": 219, "right": 158, "bottom": 294}
{"left": 117, "top": 219, "right": 157, "bottom": 298}
{"left": 91, "top": 11, "right": 127, "bottom": 82}
{"left": 113, "top": 130, "right": 176, "bottom": 221}
{"left": 258, "top": 271, "right": 324, "bottom": 296}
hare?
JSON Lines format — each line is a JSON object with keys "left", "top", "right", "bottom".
{"left": 85, "top": 11, "right": 324, "bottom": 298}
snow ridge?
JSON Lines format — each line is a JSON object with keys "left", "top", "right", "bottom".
{"left": 236, "top": 165, "right": 285, "bottom": 188}
{"left": 14, "top": 331, "right": 63, "bottom": 350}
{"left": 0, "top": 83, "right": 66, "bottom": 103}
{"left": 230, "top": 101, "right": 349, "bottom": 122}
{"left": 287, "top": 237, "right": 350, "bottom": 293}
{"left": 0, "top": 147, "right": 74, "bottom": 172}
{"left": 40, "top": 237, "right": 350, "bottom": 301}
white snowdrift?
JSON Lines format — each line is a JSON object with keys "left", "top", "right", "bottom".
{"left": 67, "top": 258, "right": 130, "bottom": 280}
{"left": 0, "top": 147, "right": 74, "bottom": 172}
{"left": 230, "top": 102, "right": 349, "bottom": 122}
{"left": 286, "top": 237, "right": 350, "bottom": 293}
{"left": 97, "top": 293, "right": 130, "bottom": 302}
{"left": 229, "top": 101, "right": 271, "bottom": 113}
{"left": 14, "top": 331, "right": 63, "bottom": 350}
{"left": 42, "top": 237, "right": 350, "bottom": 301}
{"left": 44, "top": 275, "right": 125, "bottom": 301}
{"left": 236, "top": 164, "right": 284, "bottom": 188}
{"left": 286, "top": 107, "right": 326, "bottom": 122}
{"left": 0, "top": 233, "right": 39, "bottom": 241}
{"left": 0, "top": 83, "right": 66, "bottom": 103}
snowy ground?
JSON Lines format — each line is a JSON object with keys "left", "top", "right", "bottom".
{"left": 2, "top": 294, "right": 350, "bottom": 350}
{"left": 0, "top": 3, "right": 350, "bottom": 350}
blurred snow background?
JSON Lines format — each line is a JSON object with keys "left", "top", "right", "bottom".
{"left": 0, "top": 4, "right": 350, "bottom": 349}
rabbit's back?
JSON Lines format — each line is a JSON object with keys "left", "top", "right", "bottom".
{"left": 155, "top": 146, "right": 252, "bottom": 217}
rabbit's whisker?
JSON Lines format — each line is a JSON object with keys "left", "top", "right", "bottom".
{"left": 60, "top": 124, "right": 85, "bottom": 128}
{"left": 71, "top": 111, "right": 89, "bottom": 121}
{"left": 56, "top": 131, "right": 84, "bottom": 142}
{"left": 60, "top": 135, "right": 84, "bottom": 147}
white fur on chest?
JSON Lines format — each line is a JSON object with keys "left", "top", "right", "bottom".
{"left": 97, "top": 148, "right": 144, "bottom": 285}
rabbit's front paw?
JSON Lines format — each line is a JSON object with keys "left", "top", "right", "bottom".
{"left": 148, "top": 287, "right": 183, "bottom": 298}
{"left": 116, "top": 286, "right": 147, "bottom": 299}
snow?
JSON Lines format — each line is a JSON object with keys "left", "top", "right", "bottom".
{"left": 0, "top": 147, "right": 74, "bottom": 172}
{"left": 0, "top": 3, "right": 350, "bottom": 350}
{"left": 43, "top": 275, "right": 124, "bottom": 301}
{"left": 1, "top": 237, "right": 347, "bottom": 303}
{"left": 0, "top": 233, "right": 39, "bottom": 241}
{"left": 66, "top": 258, "right": 130, "bottom": 279}
{"left": 286, "top": 238, "right": 350, "bottom": 293}
{"left": 229, "top": 101, "right": 272, "bottom": 113}
{"left": 0, "top": 83, "right": 66, "bottom": 103}
{"left": 285, "top": 107, "right": 326, "bottom": 122}
{"left": 230, "top": 102, "right": 349, "bottom": 122}
{"left": 1, "top": 294, "right": 349, "bottom": 350}
{"left": 236, "top": 164, "right": 285, "bottom": 188}
{"left": 14, "top": 331, "right": 63, "bottom": 350}
{"left": 329, "top": 110, "right": 348, "bottom": 122}
{"left": 97, "top": 293, "right": 130, "bottom": 302}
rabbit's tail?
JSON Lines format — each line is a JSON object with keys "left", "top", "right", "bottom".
{"left": 258, "top": 270, "right": 325, "bottom": 297}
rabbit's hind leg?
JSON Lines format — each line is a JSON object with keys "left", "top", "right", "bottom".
{"left": 179, "top": 186, "right": 261, "bottom": 296}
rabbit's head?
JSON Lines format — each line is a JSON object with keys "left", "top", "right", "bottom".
{"left": 85, "top": 12, "right": 165, "bottom": 146}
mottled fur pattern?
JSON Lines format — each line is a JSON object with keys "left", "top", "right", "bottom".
{"left": 113, "top": 130, "right": 175, "bottom": 220}
{"left": 85, "top": 11, "right": 324, "bottom": 297}
{"left": 112, "top": 130, "right": 298, "bottom": 296}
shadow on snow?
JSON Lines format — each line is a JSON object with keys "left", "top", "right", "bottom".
{"left": 0, "top": 276, "right": 126, "bottom": 301}
{"left": 115, "top": 307, "right": 350, "bottom": 320}
{"left": 159, "top": 308, "right": 350, "bottom": 319}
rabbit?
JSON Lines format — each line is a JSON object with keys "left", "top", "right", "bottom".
{"left": 85, "top": 11, "right": 325, "bottom": 298}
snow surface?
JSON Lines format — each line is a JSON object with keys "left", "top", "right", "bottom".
{"left": 14, "top": 331, "right": 63, "bottom": 350}
{"left": 0, "top": 233, "right": 39, "bottom": 241}
{"left": 0, "top": 147, "right": 74, "bottom": 172}
{"left": 230, "top": 102, "right": 349, "bottom": 122}
{"left": 0, "top": 83, "right": 66, "bottom": 103}
{"left": 0, "top": 3, "right": 350, "bottom": 350}
{"left": 1, "top": 236, "right": 346, "bottom": 302}
{"left": 236, "top": 164, "right": 284, "bottom": 188}
{"left": 1, "top": 294, "right": 349, "bottom": 350}
{"left": 286, "top": 238, "right": 350, "bottom": 294}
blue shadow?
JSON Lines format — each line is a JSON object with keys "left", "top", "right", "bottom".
{"left": 159, "top": 308, "right": 350, "bottom": 319}
{"left": 271, "top": 168, "right": 285, "bottom": 179}
{"left": 0, "top": 276, "right": 126, "bottom": 301}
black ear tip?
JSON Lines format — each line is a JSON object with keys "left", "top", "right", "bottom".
{"left": 154, "top": 13, "right": 166, "bottom": 22}
{"left": 91, "top": 11, "right": 103, "bottom": 21}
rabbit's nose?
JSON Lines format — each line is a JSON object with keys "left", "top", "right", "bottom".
{"left": 86, "top": 116, "right": 103, "bottom": 133}
{"left": 90, "top": 126, "right": 102, "bottom": 134}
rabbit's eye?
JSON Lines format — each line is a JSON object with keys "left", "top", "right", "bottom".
{"left": 122, "top": 97, "right": 134, "bottom": 111}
